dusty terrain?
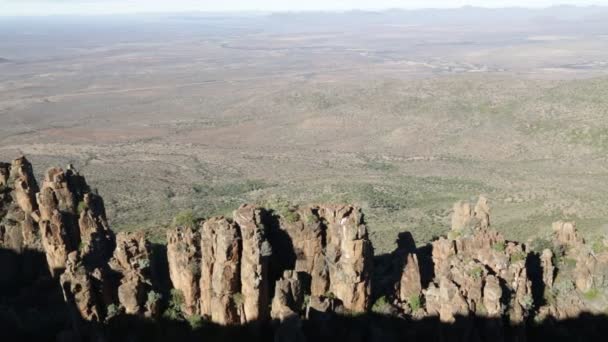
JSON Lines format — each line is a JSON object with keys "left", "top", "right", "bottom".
{"left": 3, "top": 7, "right": 608, "bottom": 252}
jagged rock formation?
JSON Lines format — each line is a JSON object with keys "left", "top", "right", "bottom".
{"left": 233, "top": 204, "right": 272, "bottom": 323}
{"left": 318, "top": 205, "right": 373, "bottom": 312}
{"left": 3, "top": 156, "right": 608, "bottom": 341}
{"left": 398, "top": 253, "right": 421, "bottom": 304}
{"left": 60, "top": 252, "right": 103, "bottom": 322}
{"left": 424, "top": 196, "right": 533, "bottom": 327}
{"left": 166, "top": 226, "right": 201, "bottom": 316}
{"left": 552, "top": 220, "right": 583, "bottom": 246}
{"left": 0, "top": 157, "right": 40, "bottom": 252}
{"left": 200, "top": 216, "right": 241, "bottom": 324}
{"left": 109, "top": 232, "right": 157, "bottom": 316}
{"left": 541, "top": 248, "right": 555, "bottom": 288}
{"left": 271, "top": 270, "right": 304, "bottom": 321}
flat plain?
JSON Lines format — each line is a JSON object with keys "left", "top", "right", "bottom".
{"left": 3, "top": 7, "right": 608, "bottom": 252}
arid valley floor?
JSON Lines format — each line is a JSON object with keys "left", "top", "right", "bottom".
{"left": 3, "top": 7, "right": 608, "bottom": 253}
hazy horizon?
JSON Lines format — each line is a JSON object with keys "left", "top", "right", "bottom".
{"left": 3, "top": 0, "right": 608, "bottom": 16}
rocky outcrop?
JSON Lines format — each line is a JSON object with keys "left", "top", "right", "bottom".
{"left": 109, "top": 232, "right": 156, "bottom": 316}
{"left": 451, "top": 200, "right": 473, "bottom": 231}
{"left": 0, "top": 157, "right": 40, "bottom": 252}
{"left": 271, "top": 270, "right": 304, "bottom": 321}
{"left": 424, "top": 196, "right": 533, "bottom": 325}
{"left": 399, "top": 253, "right": 422, "bottom": 303}
{"left": 318, "top": 205, "right": 373, "bottom": 312}
{"left": 40, "top": 210, "right": 74, "bottom": 276}
{"left": 541, "top": 248, "right": 554, "bottom": 288}
{"left": 474, "top": 195, "right": 490, "bottom": 230}
{"left": 166, "top": 226, "right": 201, "bottom": 316}
{"left": 200, "top": 216, "right": 241, "bottom": 324}
{"left": 5, "top": 157, "right": 608, "bottom": 342}
{"left": 552, "top": 221, "right": 583, "bottom": 247}
{"left": 234, "top": 204, "right": 272, "bottom": 323}
{"left": 277, "top": 206, "right": 328, "bottom": 298}
{"left": 59, "top": 252, "right": 102, "bottom": 322}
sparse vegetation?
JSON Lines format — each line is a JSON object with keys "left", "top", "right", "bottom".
{"left": 371, "top": 296, "right": 392, "bottom": 315}
{"left": 324, "top": 291, "right": 337, "bottom": 300}
{"left": 302, "top": 295, "right": 310, "bottom": 311}
{"left": 583, "top": 288, "right": 600, "bottom": 301}
{"left": 232, "top": 292, "right": 244, "bottom": 307}
{"left": 521, "top": 294, "right": 534, "bottom": 310}
{"left": 187, "top": 315, "right": 204, "bottom": 330}
{"left": 265, "top": 197, "right": 300, "bottom": 223}
{"left": 77, "top": 200, "right": 88, "bottom": 215}
{"left": 510, "top": 251, "right": 526, "bottom": 263}
{"left": 106, "top": 304, "right": 119, "bottom": 320}
{"left": 163, "top": 289, "right": 185, "bottom": 320}
{"left": 592, "top": 240, "right": 608, "bottom": 254}
{"left": 146, "top": 291, "right": 162, "bottom": 307}
{"left": 408, "top": 295, "right": 421, "bottom": 312}
{"left": 492, "top": 241, "right": 506, "bottom": 253}
{"left": 172, "top": 210, "right": 197, "bottom": 229}
{"left": 469, "top": 266, "right": 483, "bottom": 280}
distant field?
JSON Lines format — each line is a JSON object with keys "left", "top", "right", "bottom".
{"left": 3, "top": 10, "right": 608, "bottom": 253}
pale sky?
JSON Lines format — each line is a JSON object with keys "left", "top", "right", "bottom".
{"left": 2, "top": 0, "right": 608, "bottom": 16}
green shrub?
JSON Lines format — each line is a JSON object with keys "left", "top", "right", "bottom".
{"left": 163, "top": 289, "right": 184, "bottom": 320}
{"left": 324, "top": 291, "right": 337, "bottom": 300}
{"left": 188, "top": 315, "right": 204, "bottom": 330}
{"left": 371, "top": 296, "right": 391, "bottom": 314}
{"left": 469, "top": 266, "right": 483, "bottom": 280}
{"left": 265, "top": 197, "right": 301, "bottom": 223}
{"left": 408, "top": 295, "right": 421, "bottom": 311}
{"left": 447, "top": 230, "right": 461, "bottom": 240}
{"left": 521, "top": 294, "right": 534, "bottom": 310}
{"left": 303, "top": 212, "right": 319, "bottom": 224}
{"left": 583, "top": 288, "right": 600, "bottom": 301}
{"left": 146, "top": 291, "right": 162, "bottom": 306}
{"left": 172, "top": 210, "right": 197, "bottom": 228}
{"left": 77, "top": 201, "right": 88, "bottom": 215}
{"left": 302, "top": 295, "right": 310, "bottom": 311}
{"left": 492, "top": 242, "right": 506, "bottom": 252}
{"left": 106, "top": 304, "right": 119, "bottom": 319}
{"left": 592, "top": 240, "right": 608, "bottom": 254}
{"left": 137, "top": 258, "right": 150, "bottom": 269}
{"left": 529, "top": 238, "right": 552, "bottom": 254}
{"left": 510, "top": 251, "right": 527, "bottom": 263}
{"left": 232, "top": 293, "right": 244, "bottom": 306}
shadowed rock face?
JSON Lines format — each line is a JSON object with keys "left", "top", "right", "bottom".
{"left": 3, "top": 157, "right": 608, "bottom": 341}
